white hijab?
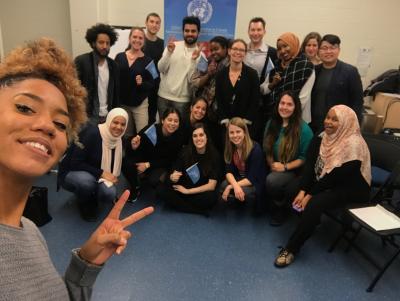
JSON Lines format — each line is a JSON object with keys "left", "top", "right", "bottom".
{"left": 98, "top": 108, "right": 128, "bottom": 177}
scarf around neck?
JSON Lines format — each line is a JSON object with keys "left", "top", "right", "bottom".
{"left": 98, "top": 108, "right": 128, "bottom": 177}
{"left": 319, "top": 105, "right": 371, "bottom": 185}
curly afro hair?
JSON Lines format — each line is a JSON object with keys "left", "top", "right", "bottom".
{"left": 0, "top": 37, "right": 88, "bottom": 145}
{"left": 85, "top": 23, "right": 118, "bottom": 47}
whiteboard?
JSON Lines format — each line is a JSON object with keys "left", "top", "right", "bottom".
{"left": 109, "top": 27, "right": 131, "bottom": 59}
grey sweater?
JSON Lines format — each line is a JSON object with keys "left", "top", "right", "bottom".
{"left": 0, "top": 217, "right": 102, "bottom": 301}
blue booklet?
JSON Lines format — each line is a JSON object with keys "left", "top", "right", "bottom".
{"left": 197, "top": 54, "right": 208, "bottom": 73}
{"left": 266, "top": 57, "right": 275, "bottom": 75}
{"left": 186, "top": 162, "right": 200, "bottom": 184}
{"left": 145, "top": 60, "right": 159, "bottom": 79}
{"left": 144, "top": 124, "right": 157, "bottom": 146}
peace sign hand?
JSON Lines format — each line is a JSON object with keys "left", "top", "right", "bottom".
{"left": 192, "top": 44, "right": 204, "bottom": 60}
{"left": 78, "top": 190, "right": 154, "bottom": 266}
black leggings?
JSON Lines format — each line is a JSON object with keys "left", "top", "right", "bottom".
{"left": 122, "top": 157, "right": 167, "bottom": 188}
{"left": 157, "top": 184, "right": 217, "bottom": 215}
{"left": 286, "top": 187, "right": 369, "bottom": 253}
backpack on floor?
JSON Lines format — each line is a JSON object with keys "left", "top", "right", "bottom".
{"left": 23, "top": 186, "right": 52, "bottom": 227}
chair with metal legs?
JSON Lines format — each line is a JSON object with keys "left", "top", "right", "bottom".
{"left": 328, "top": 135, "right": 400, "bottom": 292}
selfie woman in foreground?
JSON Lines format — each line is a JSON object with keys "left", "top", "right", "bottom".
{"left": 0, "top": 38, "right": 153, "bottom": 300}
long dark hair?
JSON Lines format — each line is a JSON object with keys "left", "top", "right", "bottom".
{"left": 263, "top": 91, "right": 302, "bottom": 163}
{"left": 183, "top": 122, "right": 217, "bottom": 177}
{"left": 162, "top": 107, "right": 181, "bottom": 124}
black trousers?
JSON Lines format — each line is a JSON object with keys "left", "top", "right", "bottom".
{"left": 122, "top": 157, "right": 167, "bottom": 189}
{"left": 157, "top": 184, "right": 217, "bottom": 215}
{"left": 285, "top": 187, "right": 370, "bottom": 253}
{"left": 147, "top": 80, "right": 160, "bottom": 125}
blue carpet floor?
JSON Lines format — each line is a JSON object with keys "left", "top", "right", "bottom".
{"left": 37, "top": 173, "right": 399, "bottom": 301}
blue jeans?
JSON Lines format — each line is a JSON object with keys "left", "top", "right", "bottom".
{"left": 61, "top": 171, "right": 117, "bottom": 205}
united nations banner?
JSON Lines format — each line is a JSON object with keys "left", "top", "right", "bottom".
{"left": 164, "top": 0, "right": 238, "bottom": 42}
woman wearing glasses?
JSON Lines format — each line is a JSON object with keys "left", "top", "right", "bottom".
{"left": 215, "top": 39, "right": 260, "bottom": 140}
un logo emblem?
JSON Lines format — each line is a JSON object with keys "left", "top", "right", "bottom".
{"left": 187, "top": 0, "right": 213, "bottom": 24}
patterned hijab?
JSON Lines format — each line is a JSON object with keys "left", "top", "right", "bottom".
{"left": 320, "top": 105, "right": 371, "bottom": 185}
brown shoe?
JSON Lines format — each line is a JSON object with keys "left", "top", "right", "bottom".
{"left": 274, "top": 248, "right": 294, "bottom": 268}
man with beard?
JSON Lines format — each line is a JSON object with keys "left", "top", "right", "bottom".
{"left": 143, "top": 12, "right": 164, "bottom": 124}
{"left": 157, "top": 16, "right": 202, "bottom": 121}
{"left": 75, "top": 23, "right": 120, "bottom": 124}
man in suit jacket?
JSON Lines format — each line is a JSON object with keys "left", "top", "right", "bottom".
{"left": 310, "top": 34, "right": 364, "bottom": 133}
{"left": 75, "top": 23, "right": 120, "bottom": 124}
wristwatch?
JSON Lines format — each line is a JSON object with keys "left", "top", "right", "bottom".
{"left": 284, "top": 163, "right": 288, "bottom": 171}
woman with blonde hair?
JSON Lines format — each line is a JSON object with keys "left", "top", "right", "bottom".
{"left": 115, "top": 26, "right": 155, "bottom": 133}
{"left": 221, "top": 117, "right": 266, "bottom": 211}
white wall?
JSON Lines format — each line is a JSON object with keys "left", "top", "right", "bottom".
{"left": 234, "top": 0, "right": 400, "bottom": 84}
{"left": 0, "top": 0, "right": 398, "bottom": 84}
{"left": 68, "top": 0, "right": 398, "bottom": 83}
{"left": 0, "top": 0, "right": 72, "bottom": 55}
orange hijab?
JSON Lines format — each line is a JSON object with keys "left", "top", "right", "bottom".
{"left": 277, "top": 32, "right": 300, "bottom": 60}
{"left": 320, "top": 105, "right": 371, "bottom": 185}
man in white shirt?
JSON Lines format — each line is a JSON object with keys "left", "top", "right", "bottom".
{"left": 157, "top": 16, "right": 202, "bottom": 121}
{"left": 244, "top": 17, "right": 277, "bottom": 82}
{"left": 75, "top": 23, "right": 120, "bottom": 124}
{"left": 244, "top": 17, "right": 278, "bottom": 142}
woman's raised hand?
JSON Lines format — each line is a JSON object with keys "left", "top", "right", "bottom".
{"left": 131, "top": 135, "right": 141, "bottom": 150}
{"left": 78, "top": 190, "right": 154, "bottom": 266}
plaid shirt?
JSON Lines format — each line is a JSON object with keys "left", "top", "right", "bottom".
{"left": 271, "top": 54, "right": 314, "bottom": 104}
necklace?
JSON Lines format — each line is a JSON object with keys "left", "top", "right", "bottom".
{"left": 126, "top": 50, "right": 137, "bottom": 61}
{"left": 229, "top": 66, "right": 242, "bottom": 86}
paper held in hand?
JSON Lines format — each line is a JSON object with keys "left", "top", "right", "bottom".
{"left": 349, "top": 204, "right": 400, "bottom": 231}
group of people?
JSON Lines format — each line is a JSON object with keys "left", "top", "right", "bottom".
{"left": 0, "top": 11, "right": 373, "bottom": 300}
{"left": 59, "top": 14, "right": 371, "bottom": 266}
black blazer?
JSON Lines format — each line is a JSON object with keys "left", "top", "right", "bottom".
{"left": 74, "top": 52, "right": 120, "bottom": 117}
{"left": 311, "top": 60, "right": 363, "bottom": 124}
{"left": 215, "top": 63, "right": 260, "bottom": 123}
